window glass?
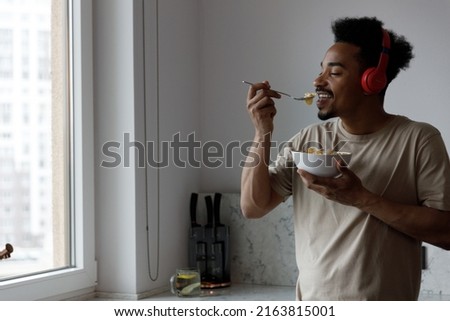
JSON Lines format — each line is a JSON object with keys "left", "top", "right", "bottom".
{"left": 0, "top": 0, "right": 70, "bottom": 279}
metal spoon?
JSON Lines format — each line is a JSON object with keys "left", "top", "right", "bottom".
{"left": 242, "top": 80, "right": 316, "bottom": 104}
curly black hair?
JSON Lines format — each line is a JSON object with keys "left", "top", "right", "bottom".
{"left": 332, "top": 17, "right": 414, "bottom": 86}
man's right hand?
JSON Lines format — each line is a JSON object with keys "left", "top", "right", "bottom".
{"left": 246, "top": 80, "right": 281, "bottom": 136}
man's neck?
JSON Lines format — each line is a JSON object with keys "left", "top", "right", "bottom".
{"left": 340, "top": 109, "right": 394, "bottom": 135}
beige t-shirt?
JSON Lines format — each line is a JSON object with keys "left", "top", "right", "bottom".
{"left": 269, "top": 115, "right": 450, "bottom": 300}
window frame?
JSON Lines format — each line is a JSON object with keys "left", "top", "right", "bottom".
{"left": 0, "top": 0, "right": 96, "bottom": 300}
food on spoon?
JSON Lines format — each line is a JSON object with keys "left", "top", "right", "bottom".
{"left": 303, "top": 92, "right": 316, "bottom": 105}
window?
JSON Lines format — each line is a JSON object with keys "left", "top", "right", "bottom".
{"left": 0, "top": 0, "right": 95, "bottom": 300}
{"left": 0, "top": 0, "right": 68, "bottom": 280}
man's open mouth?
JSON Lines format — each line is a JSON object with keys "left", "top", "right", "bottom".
{"left": 317, "top": 91, "right": 333, "bottom": 99}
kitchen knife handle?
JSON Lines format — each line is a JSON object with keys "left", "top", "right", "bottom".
{"left": 205, "top": 195, "right": 214, "bottom": 227}
{"left": 190, "top": 193, "right": 199, "bottom": 227}
{"left": 213, "top": 193, "right": 222, "bottom": 226}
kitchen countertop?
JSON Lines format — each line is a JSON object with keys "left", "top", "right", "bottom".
{"left": 144, "top": 283, "right": 450, "bottom": 301}
{"left": 145, "top": 283, "right": 296, "bottom": 301}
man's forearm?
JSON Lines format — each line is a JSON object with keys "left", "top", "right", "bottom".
{"left": 240, "top": 134, "right": 277, "bottom": 218}
{"left": 359, "top": 191, "right": 450, "bottom": 250}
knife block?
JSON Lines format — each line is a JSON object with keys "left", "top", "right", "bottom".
{"left": 188, "top": 193, "right": 231, "bottom": 288}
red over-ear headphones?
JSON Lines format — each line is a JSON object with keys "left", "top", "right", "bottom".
{"left": 361, "top": 29, "right": 391, "bottom": 95}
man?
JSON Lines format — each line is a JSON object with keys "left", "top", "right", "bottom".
{"left": 241, "top": 17, "right": 450, "bottom": 300}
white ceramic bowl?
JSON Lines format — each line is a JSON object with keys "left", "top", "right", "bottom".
{"left": 291, "top": 151, "right": 352, "bottom": 177}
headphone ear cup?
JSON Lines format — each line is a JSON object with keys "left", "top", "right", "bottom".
{"left": 361, "top": 67, "right": 387, "bottom": 95}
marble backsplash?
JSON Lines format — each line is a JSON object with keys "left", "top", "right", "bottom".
{"left": 195, "top": 193, "right": 298, "bottom": 286}
{"left": 196, "top": 193, "right": 450, "bottom": 296}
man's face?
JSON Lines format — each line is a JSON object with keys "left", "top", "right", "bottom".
{"left": 313, "top": 42, "right": 366, "bottom": 120}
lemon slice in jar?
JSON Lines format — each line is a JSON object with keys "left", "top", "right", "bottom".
{"left": 180, "top": 282, "right": 201, "bottom": 296}
{"left": 178, "top": 274, "right": 196, "bottom": 279}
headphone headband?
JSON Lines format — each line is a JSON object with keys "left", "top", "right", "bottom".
{"left": 379, "top": 28, "right": 391, "bottom": 71}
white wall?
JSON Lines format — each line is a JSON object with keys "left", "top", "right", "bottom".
{"left": 94, "top": 0, "right": 200, "bottom": 297}
{"left": 94, "top": 0, "right": 138, "bottom": 296}
{"left": 199, "top": 0, "right": 450, "bottom": 192}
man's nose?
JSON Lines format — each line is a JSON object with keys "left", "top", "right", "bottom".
{"left": 313, "top": 74, "right": 325, "bottom": 87}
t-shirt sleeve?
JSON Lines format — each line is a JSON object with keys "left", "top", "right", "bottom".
{"left": 269, "top": 144, "right": 295, "bottom": 200}
{"left": 416, "top": 132, "right": 450, "bottom": 211}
